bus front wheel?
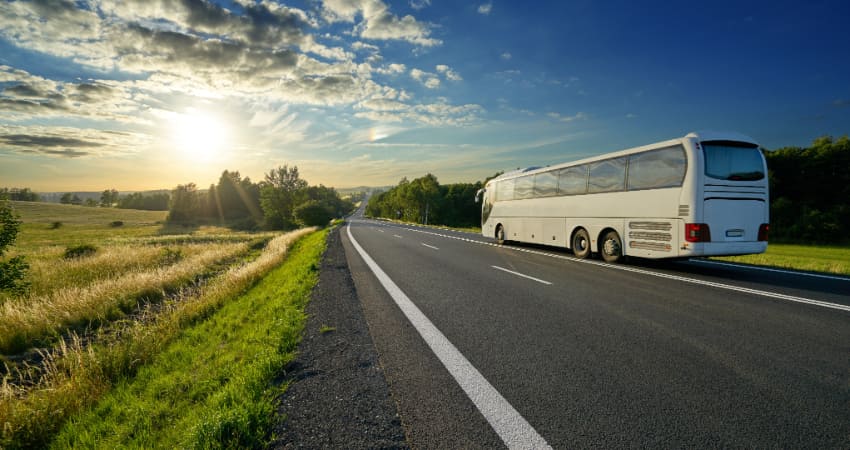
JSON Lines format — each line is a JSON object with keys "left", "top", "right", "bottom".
{"left": 572, "top": 229, "right": 591, "bottom": 259}
{"left": 496, "top": 225, "right": 506, "bottom": 245}
{"left": 600, "top": 230, "right": 623, "bottom": 263}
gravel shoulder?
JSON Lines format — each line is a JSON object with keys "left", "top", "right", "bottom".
{"left": 271, "top": 226, "right": 408, "bottom": 449}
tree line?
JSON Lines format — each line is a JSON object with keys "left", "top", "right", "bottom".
{"left": 766, "top": 135, "right": 849, "bottom": 243}
{"left": 366, "top": 135, "right": 849, "bottom": 245}
{"left": 365, "top": 173, "right": 496, "bottom": 229}
{"left": 168, "top": 165, "right": 354, "bottom": 230}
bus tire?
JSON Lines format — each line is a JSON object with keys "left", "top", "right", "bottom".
{"left": 600, "top": 230, "right": 623, "bottom": 263}
{"left": 496, "top": 225, "right": 506, "bottom": 245}
{"left": 572, "top": 228, "right": 591, "bottom": 259}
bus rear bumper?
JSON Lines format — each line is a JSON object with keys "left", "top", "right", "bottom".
{"left": 683, "top": 241, "right": 767, "bottom": 257}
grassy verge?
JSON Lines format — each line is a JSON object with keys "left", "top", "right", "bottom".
{"left": 49, "top": 228, "right": 327, "bottom": 448}
{"left": 0, "top": 228, "right": 317, "bottom": 448}
{"left": 711, "top": 243, "right": 850, "bottom": 276}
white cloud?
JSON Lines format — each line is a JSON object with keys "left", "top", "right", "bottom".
{"left": 409, "top": 0, "right": 432, "bottom": 10}
{"left": 322, "top": 0, "right": 441, "bottom": 47}
{"left": 377, "top": 63, "right": 407, "bottom": 75}
{"left": 501, "top": 52, "right": 512, "bottom": 60}
{"left": 410, "top": 68, "right": 440, "bottom": 89}
{"left": 478, "top": 3, "right": 493, "bottom": 15}
{"left": 548, "top": 112, "right": 588, "bottom": 122}
{"left": 436, "top": 64, "right": 463, "bottom": 81}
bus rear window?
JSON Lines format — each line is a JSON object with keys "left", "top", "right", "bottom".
{"left": 702, "top": 142, "right": 765, "bottom": 181}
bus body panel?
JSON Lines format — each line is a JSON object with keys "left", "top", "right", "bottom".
{"left": 479, "top": 132, "right": 768, "bottom": 260}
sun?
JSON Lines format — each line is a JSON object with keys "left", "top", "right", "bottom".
{"left": 169, "top": 109, "right": 230, "bottom": 160}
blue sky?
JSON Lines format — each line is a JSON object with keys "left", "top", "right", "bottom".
{"left": 1, "top": 0, "right": 848, "bottom": 191}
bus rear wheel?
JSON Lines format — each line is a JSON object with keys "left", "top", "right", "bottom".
{"left": 600, "top": 230, "right": 623, "bottom": 263}
{"left": 496, "top": 225, "right": 506, "bottom": 245}
{"left": 572, "top": 229, "right": 591, "bottom": 259}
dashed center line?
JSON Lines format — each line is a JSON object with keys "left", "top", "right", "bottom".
{"left": 422, "top": 243, "right": 439, "bottom": 250}
{"left": 492, "top": 265, "right": 552, "bottom": 285}
{"left": 393, "top": 234, "right": 403, "bottom": 239}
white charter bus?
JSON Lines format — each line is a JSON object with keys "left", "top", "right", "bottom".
{"left": 475, "top": 132, "right": 769, "bottom": 263}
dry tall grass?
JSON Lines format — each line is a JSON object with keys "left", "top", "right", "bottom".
{"left": 0, "top": 228, "right": 316, "bottom": 448}
{"left": 0, "top": 242, "right": 249, "bottom": 354}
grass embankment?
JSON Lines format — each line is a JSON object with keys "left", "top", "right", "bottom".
{"left": 712, "top": 243, "right": 850, "bottom": 276}
{"left": 52, "top": 228, "right": 326, "bottom": 448}
{"left": 1, "top": 200, "right": 323, "bottom": 448}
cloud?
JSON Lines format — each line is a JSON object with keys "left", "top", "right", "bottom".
{"left": 548, "top": 112, "right": 588, "bottom": 122}
{"left": 376, "top": 63, "right": 407, "bottom": 75}
{"left": 478, "top": 3, "right": 493, "bottom": 15}
{"left": 0, "top": 125, "right": 150, "bottom": 158}
{"left": 322, "top": 0, "right": 441, "bottom": 47}
{"left": 409, "top": 0, "right": 432, "bottom": 10}
{"left": 410, "top": 68, "right": 440, "bottom": 89}
{"left": 500, "top": 52, "right": 512, "bottom": 60}
{"left": 436, "top": 64, "right": 463, "bottom": 81}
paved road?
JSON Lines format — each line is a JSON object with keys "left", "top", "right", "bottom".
{"left": 341, "top": 209, "right": 850, "bottom": 448}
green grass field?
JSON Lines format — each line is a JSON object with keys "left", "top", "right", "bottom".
{"left": 1, "top": 200, "right": 324, "bottom": 448}
{"left": 712, "top": 243, "right": 850, "bottom": 276}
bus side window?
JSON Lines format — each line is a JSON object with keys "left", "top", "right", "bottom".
{"left": 533, "top": 172, "right": 558, "bottom": 197}
{"left": 628, "top": 146, "right": 686, "bottom": 190}
{"left": 558, "top": 165, "right": 588, "bottom": 195}
{"left": 588, "top": 157, "right": 627, "bottom": 193}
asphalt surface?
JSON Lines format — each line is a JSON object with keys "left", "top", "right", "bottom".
{"left": 341, "top": 208, "right": 850, "bottom": 448}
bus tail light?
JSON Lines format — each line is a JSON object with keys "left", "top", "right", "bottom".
{"left": 758, "top": 223, "right": 769, "bottom": 241}
{"left": 685, "top": 223, "right": 711, "bottom": 242}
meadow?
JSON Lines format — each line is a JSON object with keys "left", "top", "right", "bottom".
{"left": 1, "top": 201, "right": 324, "bottom": 448}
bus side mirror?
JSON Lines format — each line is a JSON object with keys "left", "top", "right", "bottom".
{"left": 474, "top": 188, "right": 485, "bottom": 203}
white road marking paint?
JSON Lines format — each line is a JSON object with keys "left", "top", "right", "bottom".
{"left": 377, "top": 229, "right": 385, "bottom": 233}
{"left": 692, "top": 259, "right": 850, "bottom": 282}
{"left": 363, "top": 220, "right": 850, "bottom": 314}
{"left": 393, "top": 234, "right": 403, "bottom": 239}
{"left": 347, "top": 224, "right": 552, "bottom": 450}
{"left": 492, "top": 265, "right": 552, "bottom": 285}
{"left": 422, "top": 243, "right": 440, "bottom": 250}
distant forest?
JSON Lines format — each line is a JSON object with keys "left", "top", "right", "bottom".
{"left": 2, "top": 165, "right": 359, "bottom": 231}
{"left": 365, "top": 135, "right": 850, "bottom": 245}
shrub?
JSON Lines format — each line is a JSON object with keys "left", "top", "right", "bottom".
{"left": 64, "top": 244, "right": 98, "bottom": 259}
{"left": 1, "top": 199, "right": 28, "bottom": 294}
{"left": 50, "top": 221, "right": 63, "bottom": 229}
{"left": 110, "top": 220, "right": 124, "bottom": 227}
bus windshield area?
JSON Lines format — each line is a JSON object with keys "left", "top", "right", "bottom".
{"left": 702, "top": 142, "right": 765, "bottom": 181}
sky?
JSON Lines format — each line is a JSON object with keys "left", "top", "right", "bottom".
{"left": 1, "top": 0, "right": 849, "bottom": 192}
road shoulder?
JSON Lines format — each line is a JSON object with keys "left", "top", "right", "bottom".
{"left": 271, "top": 227, "right": 408, "bottom": 449}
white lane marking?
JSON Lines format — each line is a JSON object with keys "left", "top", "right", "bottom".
{"left": 393, "top": 234, "right": 403, "bottom": 239}
{"left": 692, "top": 259, "right": 850, "bottom": 282}
{"left": 347, "top": 224, "right": 551, "bottom": 450}
{"left": 377, "top": 229, "right": 385, "bottom": 233}
{"left": 422, "top": 243, "right": 440, "bottom": 250}
{"left": 359, "top": 220, "right": 850, "bottom": 314}
{"left": 492, "top": 265, "right": 552, "bottom": 285}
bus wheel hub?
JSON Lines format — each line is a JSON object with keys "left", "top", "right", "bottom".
{"left": 604, "top": 239, "right": 620, "bottom": 255}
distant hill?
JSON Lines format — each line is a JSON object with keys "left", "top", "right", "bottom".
{"left": 10, "top": 201, "right": 167, "bottom": 225}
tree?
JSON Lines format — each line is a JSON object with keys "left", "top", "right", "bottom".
{"left": 168, "top": 183, "right": 201, "bottom": 222}
{"left": 100, "top": 189, "right": 119, "bottom": 207}
{"left": 0, "top": 198, "right": 29, "bottom": 294}
{"left": 260, "top": 165, "right": 308, "bottom": 230}
{"left": 60, "top": 192, "right": 73, "bottom": 204}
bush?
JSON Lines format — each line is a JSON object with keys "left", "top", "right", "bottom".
{"left": 110, "top": 220, "right": 124, "bottom": 227}
{"left": 50, "top": 221, "right": 63, "bottom": 229}
{"left": 64, "top": 244, "right": 98, "bottom": 259}
{"left": 1, "top": 199, "right": 28, "bottom": 294}
{"left": 294, "top": 200, "right": 334, "bottom": 227}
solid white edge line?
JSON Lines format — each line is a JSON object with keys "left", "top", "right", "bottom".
{"left": 492, "top": 265, "right": 553, "bottom": 285}
{"left": 422, "top": 243, "right": 440, "bottom": 250}
{"left": 691, "top": 259, "right": 850, "bottom": 282}
{"left": 361, "top": 220, "right": 850, "bottom": 314}
{"left": 346, "top": 224, "right": 552, "bottom": 450}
